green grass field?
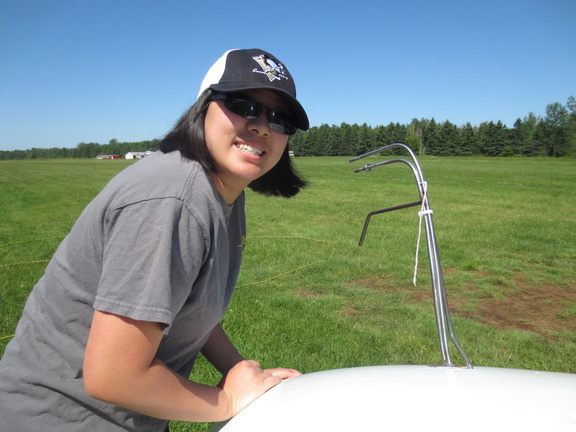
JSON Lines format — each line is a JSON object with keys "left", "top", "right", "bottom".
{"left": 1, "top": 155, "right": 575, "bottom": 431}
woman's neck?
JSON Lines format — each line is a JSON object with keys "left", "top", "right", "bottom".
{"left": 211, "top": 173, "right": 243, "bottom": 205}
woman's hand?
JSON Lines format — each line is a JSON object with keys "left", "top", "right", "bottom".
{"left": 218, "top": 360, "right": 301, "bottom": 417}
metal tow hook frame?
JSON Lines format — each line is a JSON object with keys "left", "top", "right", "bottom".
{"left": 350, "top": 143, "right": 473, "bottom": 369}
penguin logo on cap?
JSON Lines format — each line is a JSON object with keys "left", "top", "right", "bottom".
{"left": 252, "top": 55, "right": 289, "bottom": 82}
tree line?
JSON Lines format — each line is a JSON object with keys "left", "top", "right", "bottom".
{"left": 290, "top": 96, "right": 575, "bottom": 157}
{"left": 1, "top": 96, "right": 574, "bottom": 160}
{"left": 0, "top": 139, "right": 160, "bottom": 160}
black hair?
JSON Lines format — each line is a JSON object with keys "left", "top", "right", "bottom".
{"left": 248, "top": 147, "right": 308, "bottom": 197}
{"left": 159, "top": 89, "right": 308, "bottom": 198}
{"left": 159, "top": 90, "right": 215, "bottom": 172}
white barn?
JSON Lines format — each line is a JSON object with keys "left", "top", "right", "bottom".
{"left": 125, "top": 151, "right": 155, "bottom": 160}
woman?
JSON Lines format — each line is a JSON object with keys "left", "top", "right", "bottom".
{"left": 0, "top": 48, "right": 309, "bottom": 431}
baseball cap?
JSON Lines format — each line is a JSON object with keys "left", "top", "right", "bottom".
{"left": 198, "top": 49, "right": 309, "bottom": 131}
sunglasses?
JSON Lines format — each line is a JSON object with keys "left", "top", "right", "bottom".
{"left": 211, "top": 93, "right": 297, "bottom": 135}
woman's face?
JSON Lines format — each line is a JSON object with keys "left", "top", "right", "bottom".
{"left": 204, "top": 89, "right": 290, "bottom": 203}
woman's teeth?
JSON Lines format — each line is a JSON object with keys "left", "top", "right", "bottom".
{"left": 237, "top": 143, "right": 263, "bottom": 156}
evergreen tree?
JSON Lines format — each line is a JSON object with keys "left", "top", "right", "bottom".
{"left": 511, "top": 113, "right": 539, "bottom": 155}
{"left": 339, "top": 122, "right": 357, "bottom": 156}
{"left": 459, "top": 123, "right": 478, "bottom": 155}
{"left": 373, "top": 125, "right": 388, "bottom": 149}
{"left": 437, "top": 120, "right": 461, "bottom": 156}
{"left": 541, "top": 102, "right": 570, "bottom": 156}
{"left": 422, "top": 118, "right": 439, "bottom": 155}
{"left": 566, "top": 96, "right": 576, "bottom": 156}
{"left": 477, "top": 121, "right": 508, "bottom": 156}
{"left": 356, "top": 123, "right": 376, "bottom": 155}
{"left": 404, "top": 119, "right": 424, "bottom": 154}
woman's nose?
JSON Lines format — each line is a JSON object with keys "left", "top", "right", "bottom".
{"left": 247, "top": 112, "right": 270, "bottom": 136}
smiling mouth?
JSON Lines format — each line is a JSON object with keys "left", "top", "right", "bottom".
{"left": 236, "top": 143, "right": 264, "bottom": 156}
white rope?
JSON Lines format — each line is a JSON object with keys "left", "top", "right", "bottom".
{"left": 413, "top": 181, "right": 433, "bottom": 286}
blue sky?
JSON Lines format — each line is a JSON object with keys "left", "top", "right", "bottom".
{"left": 1, "top": 0, "right": 574, "bottom": 151}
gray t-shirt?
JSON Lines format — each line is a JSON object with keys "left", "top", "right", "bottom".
{"left": 0, "top": 151, "right": 246, "bottom": 431}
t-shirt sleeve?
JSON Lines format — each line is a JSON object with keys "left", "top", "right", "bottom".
{"left": 94, "top": 197, "right": 207, "bottom": 330}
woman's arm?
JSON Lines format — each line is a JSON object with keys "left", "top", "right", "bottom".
{"left": 83, "top": 310, "right": 286, "bottom": 422}
{"left": 200, "top": 323, "right": 244, "bottom": 376}
{"left": 201, "top": 322, "right": 302, "bottom": 381}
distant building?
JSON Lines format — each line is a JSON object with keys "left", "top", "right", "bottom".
{"left": 96, "top": 154, "right": 120, "bottom": 159}
{"left": 124, "top": 152, "right": 145, "bottom": 160}
{"left": 125, "top": 150, "right": 156, "bottom": 160}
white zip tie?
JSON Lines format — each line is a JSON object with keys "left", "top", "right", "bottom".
{"left": 413, "top": 182, "right": 432, "bottom": 286}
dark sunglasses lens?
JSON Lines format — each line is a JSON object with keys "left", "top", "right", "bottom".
{"left": 267, "top": 112, "right": 297, "bottom": 135}
{"left": 225, "top": 98, "right": 260, "bottom": 119}
{"left": 220, "top": 94, "right": 297, "bottom": 135}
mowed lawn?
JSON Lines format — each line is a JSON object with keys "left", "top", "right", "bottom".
{"left": 1, "top": 156, "right": 575, "bottom": 389}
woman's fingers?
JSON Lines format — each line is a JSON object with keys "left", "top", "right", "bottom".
{"left": 219, "top": 361, "right": 299, "bottom": 417}
{"left": 265, "top": 367, "right": 302, "bottom": 380}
